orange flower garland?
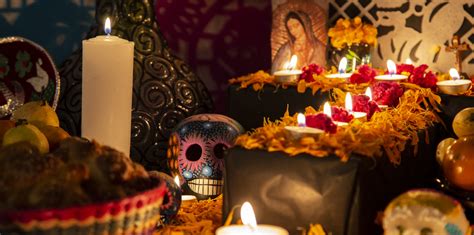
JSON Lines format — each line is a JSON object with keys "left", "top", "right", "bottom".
{"left": 235, "top": 88, "right": 440, "bottom": 164}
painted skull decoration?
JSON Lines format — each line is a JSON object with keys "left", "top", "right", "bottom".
{"left": 167, "top": 114, "right": 243, "bottom": 199}
{"left": 383, "top": 189, "right": 471, "bottom": 235}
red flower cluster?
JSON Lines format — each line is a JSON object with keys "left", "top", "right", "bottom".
{"left": 352, "top": 95, "right": 380, "bottom": 119}
{"left": 306, "top": 113, "right": 337, "bottom": 134}
{"left": 396, "top": 63, "right": 415, "bottom": 75}
{"left": 299, "top": 63, "right": 324, "bottom": 82}
{"left": 331, "top": 106, "right": 354, "bottom": 122}
{"left": 372, "top": 82, "right": 404, "bottom": 107}
{"left": 408, "top": 64, "right": 437, "bottom": 89}
{"left": 395, "top": 63, "right": 437, "bottom": 89}
{"left": 349, "top": 65, "right": 377, "bottom": 84}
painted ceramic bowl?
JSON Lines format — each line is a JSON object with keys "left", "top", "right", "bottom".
{"left": 0, "top": 37, "right": 60, "bottom": 118}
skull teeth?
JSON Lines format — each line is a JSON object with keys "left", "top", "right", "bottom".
{"left": 188, "top": 179, "right": 224, "bottom": 196}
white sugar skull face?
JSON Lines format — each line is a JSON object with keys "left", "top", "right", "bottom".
{"left": 383, "top": 190, "right": 470, "bottom": 235}
{"left": 167, "top": 114, "right": 243, "bottom": 199}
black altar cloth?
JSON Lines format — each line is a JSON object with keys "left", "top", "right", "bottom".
{"left": 227, "top": 84, "right": 330, "bottom": 130}
{"left": 223, "top": 126, "right": 441, "bottom": 235}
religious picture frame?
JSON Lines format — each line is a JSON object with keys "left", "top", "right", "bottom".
{"left": 271, "top": 0, "right": 328, "bottom": 73}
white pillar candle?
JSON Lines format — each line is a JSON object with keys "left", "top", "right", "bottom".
{"left": 82, "top": 18, "right": 134, "bottom": 154}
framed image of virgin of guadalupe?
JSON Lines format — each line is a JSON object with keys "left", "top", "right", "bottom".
{"left": 271, "top": 0, "right": 328, "bottom": 73}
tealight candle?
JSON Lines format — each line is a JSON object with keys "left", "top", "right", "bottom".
{"left": 323, "top": 101, "right": 347, "bottom": 126}
{"left": 274, "top": 55, "right": 302, "bottom": 84}
{"left": 284, "top": 113, "right": 324, "bottom": 140}
{"left": 374, "top": 60, "right": 408, "bottom": 81}
{"left": 216, "top": 202, "right": 289, "bottom": 235}
{"left": 365, "top": 87, "right": 388, "bottom": 110}
{"left": 325, "top": 57, "right": 352, "bottom": 79}
{"left": 436, "top": 68, "right": 472, "bottom": 95}
{"left": 82, "top": 17, "right": 134, "bottom": 154}
{"left": 345, "top": 92, "right": 367, "bottom": 121}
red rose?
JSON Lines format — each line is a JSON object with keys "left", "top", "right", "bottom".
{"left": 372, "top": 82, "right": 404, "bottom": 107}
{"left": 352, "top": 95, "right": 380, "bottom": 119}
{"left": 331, "top": 106, "right": 354, "bottom": 122}
{"left": 305, "top": 113, "right": 337, "bottom": 134}
{"left": 349, "top": 64, "right": 377, "bottom": 84}
{"left": 299, "top": 63, "right": 325, "bottom": 82}
{"left": 408, "top": 64, "right": 437, "bottom": 89}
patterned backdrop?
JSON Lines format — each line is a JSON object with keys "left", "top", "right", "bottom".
{"left": 328, "top": 0, "right": 473, "bottom": 74}
{"left": 154, "top": 0, "right": 272, "bottom": 112}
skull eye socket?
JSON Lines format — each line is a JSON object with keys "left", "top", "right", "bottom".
{"left": 185, "top": 144, "right": 202, "bottom": 161}
{"left": 213, "top": 143, "right": 228, "bottom": 159}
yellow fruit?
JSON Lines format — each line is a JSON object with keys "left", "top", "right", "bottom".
{"left": 3, "top": 120, "right": 49, "bottom": 154}
{"left": 12, "top": 101, "right": 59, "bottom": 127}
{"left": 0, "top": 120, "right": 15, "bottom": 143}
{"left": 36, "top": 124, "right": 70, "bottom": 151}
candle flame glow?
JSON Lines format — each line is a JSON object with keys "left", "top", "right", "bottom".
{"left": 365, "top": 87, "right": 372, "bottom": 101}
{"left": 338, "top": 57, "right": 348, "bottom": 74}
{"left": 297, "top": 113, "right": 306, "bottom": 127}
{"left": 345, "top": 92, "right": 352, "bottom": 113}
{"left": 105, "top": 17, "right": 112, "bottom": 35}
{"left": 174, "top": 176, "right": 180, "bottom": 186}
{"left": 286, "top": 55, "right": 298, "bottom": 70}
{"left": 241, "top": 202, "right": 257, "bottom": 229}
{"left": 323, "top": 102, "right": 332, "bottom": 118}
{"left": 405, "top": 58, "right": 413, "bottom": 65}
{"left": 387, "top": 60, "right": 396, "bottom": 75}
{"left": 449, "top": 68, "right": 460, "bottom": 80}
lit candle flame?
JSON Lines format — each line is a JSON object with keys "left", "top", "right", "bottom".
{"left": 286, "top": 55, "right": 298, "bottom": 70}
{"left": 345, "top": 92, "right": 352, "bottom": 113}
{"left": 449, "top": 68, "right": 460, "bottom": 80}
{"left": 338, "top": 57, "right": 348, "bottom": 74}
{"left": 404, "top": 58, "right": 413, "bottom": 65}
{"left": 387, "top": 60, "right": 396, "bottom": 75}
{"left": 297, "top": 113, "right": 306, "bottom": 127}
{"left": 323, "top": 102, "right": 332, "bottom": 118}
{"left": 241, "top": 202, "right": 257, "bottom": 229}
{"left": 365, "top": 87, "right": 372, "bottom": 101}
{"left": 105, "top": 17, "right": 112, "bottom": 35}
{"left": 174, "top": 176, "right": 180, "bottom": 186}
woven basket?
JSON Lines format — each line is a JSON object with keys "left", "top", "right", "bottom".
{"left": 0, "top": 182, "right": 166, "bottom": 235}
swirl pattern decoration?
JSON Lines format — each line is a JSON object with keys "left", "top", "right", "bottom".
{"left": 57, "top": 0, "right": 213, "bottom": 172}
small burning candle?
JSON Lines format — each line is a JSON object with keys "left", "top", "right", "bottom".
{"left": 323, "top": 102, "right": 332, "bottom": 119}
{"left": 216, "top": 202, "right": 289, "bottom": 235}
{"left": 274, "top": 55, "right": 302, "bottom": 83}
{"left": 283, "top": 113, "right": 324, "bottom": 140}
{"left": 436, "top": 68, "right": 472, "bottom": 95}
{"left": 375, "top": 59, "right": 408, "bottom": 81}
{"left": 175, "top": 176, "right": 197, "bottom": 205}
{"left": 365, "top": 87, "right": 388, "bottom": 110}
{"left": 345, "top": 92, "right": 367, "bottom": 120}
{"left": 324, "top": 101, "right": 349, "bottom": 127}
{"left": 325, "top": 57, "right": 352, "bottom": 79}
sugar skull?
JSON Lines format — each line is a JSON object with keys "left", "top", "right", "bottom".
{"left": 383, "top": 189, "right": 471, "bottom": 235}
{"left": 167, "top": 114, "right": 244, "bottom": 200}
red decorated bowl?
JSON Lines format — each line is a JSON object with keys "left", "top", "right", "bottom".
{"left": 0, "top": 182, "right": 166, "bottom": 235}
